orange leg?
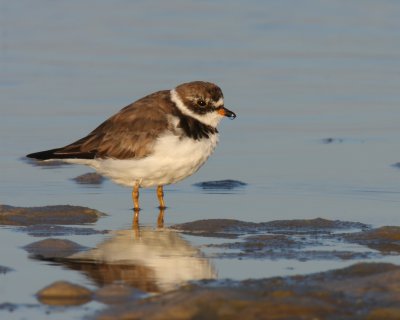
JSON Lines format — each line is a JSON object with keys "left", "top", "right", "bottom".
{"left": 132, "top": 183, "right": 140, "bottom": 211}
{"left": 157, "top": 185, "right": 166, "bottom": 209}
{"left": 132, "top": 183, "right": 140, "bottom": 226}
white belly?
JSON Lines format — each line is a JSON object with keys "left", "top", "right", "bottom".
{"left": 79, "top": 133, "right": 219, "bottom": 187}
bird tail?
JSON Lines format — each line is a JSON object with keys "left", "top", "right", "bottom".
{"left": 26, "top": 148, "right": 65, "bottom": 160}
{"left": 26, "top": 148, "right": 95, "bottom": 160}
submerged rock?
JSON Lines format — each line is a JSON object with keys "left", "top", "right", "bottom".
{"left": 73, "top": 172, "right": 105, "bottom": 185}
{"left": 207, "top": 231, "right": 377, "bottom": 261}
{"left": 0, "top": 265, "right": 13, "bottom": 274}
{"left": 172, "top": 218, "right": 369, "bottom": 238}
{"left": 0, "top": 204, "right": 104, "bottom": 226}
{"left": 172, "top": 219, "right": 257, "bottom": 238}
{"left": 174, "top": 218, "right": 381, "bottom": 261}
{"left": 0, "top": 303, "right": 18, "bottom": 312}
{"left": 262, "top": 217, "right": 369, "bottom": 233}
{"left": 391, "top": 162, "right": 400, "bottom": 169}
{"left": 193, "top": 179, "right": 247, "bottom": 190}
{"left": 94, "top": 262, "right": 400, "bottom": 320}
{"left": 18, "top": 225, "right": 108, "bottom": 237}
{"left": 321, "top": 137, "right": 344, "bottom": 144}
{"left": 24, "top": 238, "right": 87, "bottom": 259}
{"left": 37, "top": 281, "right": 92, "bottom": 306}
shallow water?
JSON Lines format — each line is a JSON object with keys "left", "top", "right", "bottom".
{"left": 1, "top": 0, "right": 400, "bottom": 319}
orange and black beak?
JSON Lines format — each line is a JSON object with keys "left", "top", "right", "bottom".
{"left": 218, "top": 106, "right": 236, "bottom": 119}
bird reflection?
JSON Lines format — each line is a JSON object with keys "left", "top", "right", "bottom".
{"left": 63, "top": 222, "right": 216, "bottom": 293}
{"left": 133, "top": 207, "right": 165, "bottom": 229}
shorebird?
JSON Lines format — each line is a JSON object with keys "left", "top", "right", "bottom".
{"left": 27, "top": 81, "right": 236, "bottom": 221}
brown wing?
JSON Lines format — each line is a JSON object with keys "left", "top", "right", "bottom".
{"left": 27, "top": 90, "right": 173, "bottom": 160}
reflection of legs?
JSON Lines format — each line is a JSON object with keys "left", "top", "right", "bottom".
{"left": 157, "top": 207, "right": 165, "bottom": 228}
{"left": 157, "top": 185, "right": 166, "bottom": 209}
{"left": 133, "top": 209, "right": 139, "bottom": 227}
{"left": 132, "top": 215, "right": 140, "bottom": 236}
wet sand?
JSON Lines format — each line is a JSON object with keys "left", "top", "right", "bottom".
{"left": 95, "top": 262, "right": 400, "bottom": 320}
{"left": 2, "top": 204, "right": 400, "bottom": 319}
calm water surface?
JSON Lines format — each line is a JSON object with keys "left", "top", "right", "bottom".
{"left": 1, "top": 0, "right": 400, "bottom": 319}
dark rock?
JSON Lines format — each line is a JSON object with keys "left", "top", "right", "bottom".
{"left": 0, "top": 204, "right": 105, "bottom": 226}
{"left": 193, "top": 179, "right": 247, "bottom": 190}
{"left": 24, "top": 238, "right": 87, "bottom": 259}
{"left": 73, "top": 172, "right": 105, "bottom": 185}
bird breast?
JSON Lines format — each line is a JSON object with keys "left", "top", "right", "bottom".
{"left": 94, "top": 132, "right": 219, "bottom": 187}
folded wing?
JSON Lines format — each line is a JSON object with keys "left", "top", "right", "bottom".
{"left": 27, "top": 94, "right": 171, "bottom": 161}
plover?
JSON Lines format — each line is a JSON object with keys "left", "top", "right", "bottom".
{"left": 27, "top": 81, "right": 236, "bottom": 216}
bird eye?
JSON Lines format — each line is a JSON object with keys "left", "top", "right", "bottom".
{"left": 197, "top": 99, "right": 206, "bottom": 107}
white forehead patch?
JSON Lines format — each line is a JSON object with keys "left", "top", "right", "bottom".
{"left": 214, "top": 97, "right": 224, "bottom": 107}
{"left": 170, "top": 89, "right": 223, "bottom": 128}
